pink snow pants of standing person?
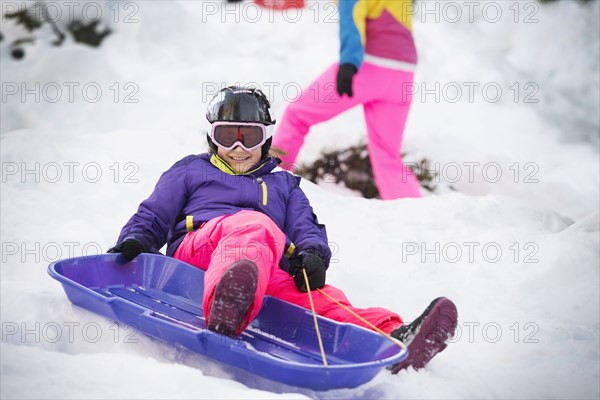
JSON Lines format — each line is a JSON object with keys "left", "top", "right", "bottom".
{"left": 273, "top": 62, "right": 421, "bottom": 199}
{"left": 173, "top": 210, "right": 403, "bottom": 334}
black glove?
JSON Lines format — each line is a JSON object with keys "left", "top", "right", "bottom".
{"left": 120, "top": 239, "right": 145, "bottom": 261}
{"left": 336, "top": 63, "right": 358, "bottom": 98}
{"left": 288, "top": 250, "right": 327, "bottom": 292}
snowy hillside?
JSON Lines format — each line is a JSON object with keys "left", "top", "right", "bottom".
{"left": 1, "top": 1, "right": 599, "bottom": 399}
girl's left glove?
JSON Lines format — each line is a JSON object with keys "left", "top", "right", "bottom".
{"left": 336, "top": 63, "right": 357, "bottom": 97}
{"left": 288, "top": 249, "right": 326, "bottom": 292}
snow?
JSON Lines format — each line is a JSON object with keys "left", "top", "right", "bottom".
{"left": 1, "top": 0, "right": 599, "bottom": 398}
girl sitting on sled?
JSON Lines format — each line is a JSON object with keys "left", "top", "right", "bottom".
{"left": 109, "top": 86, "right": 457, "bottom": 372}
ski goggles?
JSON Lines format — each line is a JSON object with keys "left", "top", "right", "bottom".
{"left": 210, "top": 122, "right": 274, "bottom": 151}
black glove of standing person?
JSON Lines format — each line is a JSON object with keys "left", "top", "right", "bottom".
{"left": 336, "top": 63, "right": 358, "bottom": 97}
{"left": 288, "top": 249, "right": 327, "bottom": 292}
{"left": 118, "top": 239, "right": 145, "bottom": 261}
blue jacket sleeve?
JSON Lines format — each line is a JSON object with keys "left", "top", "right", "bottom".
{"left": 113, "top": 158, "right": 190, "bottom": 253}
{"left": 339, "top": 0, "right": 364, "bottom": 69}
{"left": 283, "top": 176, "right": 332, "bottom": 268}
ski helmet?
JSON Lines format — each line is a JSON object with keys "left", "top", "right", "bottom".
{"left": 206, "top": 86, "right": 275, "bottom": 159}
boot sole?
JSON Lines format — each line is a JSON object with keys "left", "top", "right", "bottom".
{"left": 207, "top": 260, "right": 258, "bottom": 337}
{"left": 391, "top": 297, "right": 458, "bottom": 373}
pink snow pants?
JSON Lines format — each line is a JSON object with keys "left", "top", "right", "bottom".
{"left": 273, "top": 62, "right": 421, "bottom": 199}
{"left": 173, "top": 210, "right": 403, "bottom": 334}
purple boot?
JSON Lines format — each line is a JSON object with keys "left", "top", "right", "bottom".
{"left": 390, "top": 297, "right": 458, "bottom": 373}
{"left": 207, "top": 260, "right": 259, "bottom": 337}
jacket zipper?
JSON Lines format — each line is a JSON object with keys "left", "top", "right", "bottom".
{"left": 257, "top": 177, "right": 268, "bottom": 206}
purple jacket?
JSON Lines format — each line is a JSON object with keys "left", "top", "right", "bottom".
{"left": 111, "top": 153, "right": 331, "bottom": 272}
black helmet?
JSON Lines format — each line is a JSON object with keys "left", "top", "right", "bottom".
{"left": 206, "top": 86, "right": 275, "bottom": 125}
{"left": 206, "top": 86, "right": 276, "bottom": 159}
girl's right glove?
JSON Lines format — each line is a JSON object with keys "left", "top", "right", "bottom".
{"left": 288, "top": 249, "right": 327, "bottom": 292}
{"left": 108, "top": 238, "right": 145, "bottom": 261}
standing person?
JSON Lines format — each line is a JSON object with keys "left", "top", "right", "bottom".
{"left": 273, "top": 0, "right": 421, "bottom": 199}
{"left": 109, "top": 86, "right": 456, "bottom": 372}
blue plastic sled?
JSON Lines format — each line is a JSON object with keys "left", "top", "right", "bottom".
{"left": 48, "top": 254, "right": 407, "bottom": 390}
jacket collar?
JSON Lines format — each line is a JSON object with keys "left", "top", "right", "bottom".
{"left": 206, "top": 153, "right": 280, "bottom": 176}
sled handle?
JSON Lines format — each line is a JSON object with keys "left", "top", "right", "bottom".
{"left": 316, "top": 289, "right": 408, "bottom": 351}
{"left": 303, "top": 269, "right": 328, "bottom": 367}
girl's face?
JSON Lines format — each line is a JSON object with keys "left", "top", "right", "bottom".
{"left": 217, "top": 145, "right": 262, "bottom": 174}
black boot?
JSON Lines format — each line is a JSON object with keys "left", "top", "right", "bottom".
{"left": 207, "top": 260, "right": 258, "bottom": 337}
{"left": 389, "top": 297, "right": 458, "bottom": 373}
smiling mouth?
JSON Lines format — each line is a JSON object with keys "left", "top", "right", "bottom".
{"left": 230, "top": 156, "right": 250, "bottom": 162}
